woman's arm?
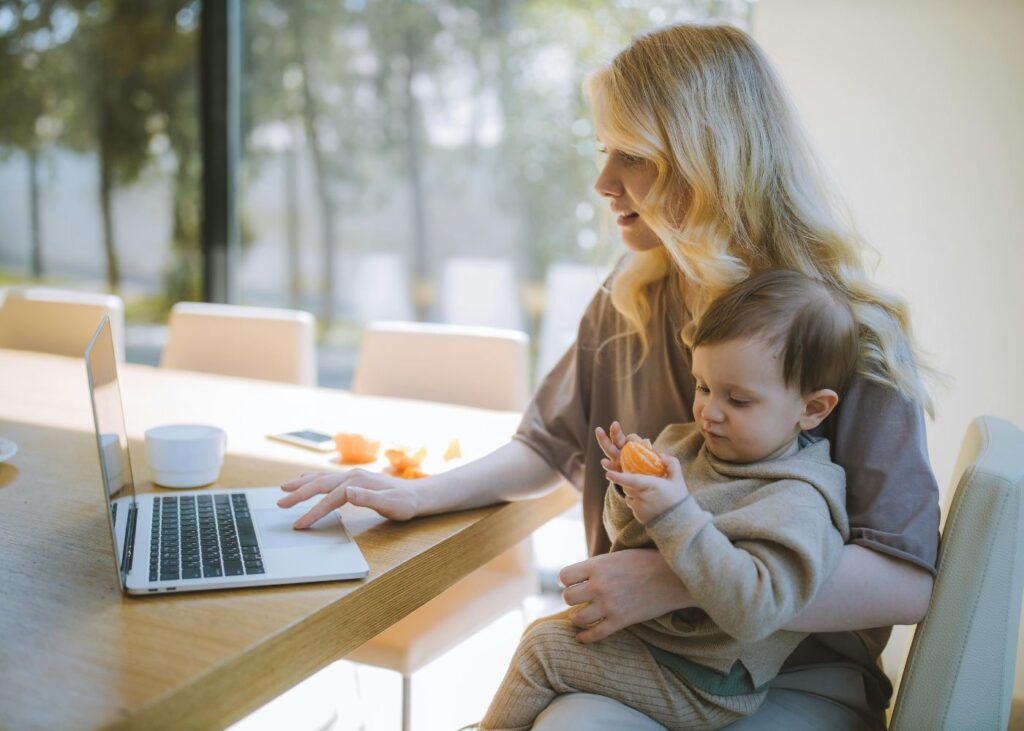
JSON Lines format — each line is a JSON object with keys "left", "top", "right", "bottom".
{"left": 278, "top": 439, "right": 564, "bottom": 528}
{"left": 783, "top": 543, "right": 933, "bottom": 630}
{"left": 560, "top": 543, "right": 932, "bottom": 643}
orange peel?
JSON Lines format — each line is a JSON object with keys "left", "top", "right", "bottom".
{"left": 334, "top": 433, "right": 380, "bottom": 464}
{"left": 384, "top": 447, "right": 427, "bottom": 473}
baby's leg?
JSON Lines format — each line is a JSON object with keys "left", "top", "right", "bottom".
{"left": 480, "top": 616, "right": 759, "bottom": 731}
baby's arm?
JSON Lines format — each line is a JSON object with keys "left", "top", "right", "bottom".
{"left": 639, "top": 481, "right": 844, "bottom": 643}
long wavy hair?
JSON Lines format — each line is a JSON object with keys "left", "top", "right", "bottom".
{"left": 585, "top": 23, "right": 934, "bottom": 414}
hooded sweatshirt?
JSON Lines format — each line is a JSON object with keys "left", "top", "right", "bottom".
{"left": 606, "top": 422, "right": 850, "bottom": 691}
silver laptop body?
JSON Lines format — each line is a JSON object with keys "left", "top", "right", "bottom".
{"left": 85, "top": 317, "right": 368, "bottom": 595}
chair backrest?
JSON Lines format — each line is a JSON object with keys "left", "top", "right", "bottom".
{"left": 161, "top": 302, "right": 317, "bottom": 386}
{"left": 536, "top": 262, "right": 610, "bottom": 381}
{"left": 352, "top": 320, "right": 530, "bottom": 413}
{"left": 890, "top": 416, "right": 1024, "bottom": 730}
{"left": 439, "top": 257, "right": 524, "bottom": 331}
{"left": 0, "top": 287, "right": 126, "bottom": 361}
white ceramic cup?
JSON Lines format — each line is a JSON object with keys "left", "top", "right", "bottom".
{"left": 144, "top": 424, "right": 226, "bottom": 489}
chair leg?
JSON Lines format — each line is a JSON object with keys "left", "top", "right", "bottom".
{"left": 401, "top": 675, "right": 412, "bottom": 731}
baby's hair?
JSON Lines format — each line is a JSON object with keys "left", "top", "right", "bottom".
{"left": 691, "top": 269, "right": 859, "bottom": 395}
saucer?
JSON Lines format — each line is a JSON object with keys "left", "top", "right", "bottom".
{"left": 0, "top": 437, "right": 17, "bottom": 463}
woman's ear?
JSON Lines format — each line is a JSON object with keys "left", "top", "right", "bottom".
{"left": 799, "top": 389, "right": 839, "bottom": 431}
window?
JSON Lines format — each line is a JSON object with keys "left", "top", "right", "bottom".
{"left": 0, "top": 0, "right": 751, "bottom": 382}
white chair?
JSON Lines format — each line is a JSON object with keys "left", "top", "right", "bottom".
{"left": 439, "top": 257, "right": 524, "bottom": 331}
{"left": 160, "top": 302, "right": 317, "bottom": 386}
{"left": 888, "top": 416, "right": 1024, "bottom": 729}
{"left": 351, "top": 252, "right": 415, "bottom": 324}
{"left": 352, "top": 320, "right": 530, "bottom": 412}
{"left": 0, "top": 287, "right": 125, "bottom": 361}
{"left": 536, "top": 262, "right": 610, "bottom": 381}
{"left": 347, "top": 319, "right": 537, "bottom": 730}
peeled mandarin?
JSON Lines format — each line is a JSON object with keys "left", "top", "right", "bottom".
{"left": 384, "top": 447, "right": 427, "bottom": 472}
{"left": 620, "top": 439, "right": 667, "bottom": 477}
{"left": 334, "top": 433, "right": 380, "bottom": 464}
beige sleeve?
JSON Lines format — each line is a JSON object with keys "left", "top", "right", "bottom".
{"left": 645, "top": 480, "right": 845, "bottom": 643}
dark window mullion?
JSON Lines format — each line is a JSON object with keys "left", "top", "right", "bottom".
{"left": 200, "top": 0, "right": 241, "bottom": 304}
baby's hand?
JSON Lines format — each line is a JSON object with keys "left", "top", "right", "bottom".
{"left": 606, "top": 453, "right": 689, "bottom": 524}
{"left": 596, "top": 421, "right": 645, "bottom": 474}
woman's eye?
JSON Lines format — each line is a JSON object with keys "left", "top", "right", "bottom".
{"left": 619, "top": 152, "right": 644, "bottom": 166}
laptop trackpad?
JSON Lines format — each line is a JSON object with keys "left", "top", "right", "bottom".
{"left": 254, "top": 508, "right": 349, "bottom": 550}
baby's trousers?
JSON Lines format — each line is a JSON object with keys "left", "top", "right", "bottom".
{"left": 480, "top": 616, "right": 766, "bottom": 731}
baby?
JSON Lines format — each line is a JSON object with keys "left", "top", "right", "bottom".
{"left": 480, "top": 269, "right": 859, "bottom": 730}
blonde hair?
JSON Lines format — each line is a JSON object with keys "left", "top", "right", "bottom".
{"left": 585, "top": 23, "right": 934, "bottom": 414}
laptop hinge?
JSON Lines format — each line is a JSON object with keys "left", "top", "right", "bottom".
{"left": 121, "top": 501, "right": 138, "bottom": 574}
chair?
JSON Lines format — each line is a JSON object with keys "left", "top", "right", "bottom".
{"left": 347, "top": 320, "right": 538, "bottom": 730}
{"left": 889, "top": 416, "right": 1024, "bottom": 730}
{"left": 0, "top": 287, "right": 125, "bottom": 361}
{"left": 160, "top": 302, "right": 317, "bottom": 386}
{"left": 352, "top": 320, "right": 530, "bottom": 412}
{"left": 535, "top": 262, "right": 610, "bottom": 380}
{"left": 439, "top": 257, "right": 524, "bottom": 331}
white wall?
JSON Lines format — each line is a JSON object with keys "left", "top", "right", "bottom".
{"left": 754, "top": 0, "right": 1024, "bottom": 709}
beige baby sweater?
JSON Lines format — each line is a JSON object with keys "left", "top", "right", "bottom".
{"left": 606, "top": 422, "right": 850, "bottom": 690}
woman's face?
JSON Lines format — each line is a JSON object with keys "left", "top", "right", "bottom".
{"left": 593, "top": 140, "right": 662, "bottom": 252}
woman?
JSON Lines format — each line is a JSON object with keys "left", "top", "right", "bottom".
{"left": 279, "top": 24, "right": 939, "bottom": 729}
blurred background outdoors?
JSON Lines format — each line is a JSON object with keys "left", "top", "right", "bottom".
{"left": 0, "top": 0, "right": 751, "bottom": 387}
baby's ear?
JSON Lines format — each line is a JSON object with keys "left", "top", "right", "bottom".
{"left": 799, "top": 389, "right": 839, "bottom": 431}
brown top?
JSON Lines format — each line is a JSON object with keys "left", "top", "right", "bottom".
{"left": 514, "top": 268, "right": 941, "bottom": 707}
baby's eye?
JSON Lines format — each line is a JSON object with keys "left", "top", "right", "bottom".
{"left": 729, "top": 397, "right": 751, "bottom": 407}
{"left": 695, "top": 384, "right": 710, "bottom": 394}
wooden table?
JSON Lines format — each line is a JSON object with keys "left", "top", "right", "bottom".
{"left": 0, "top": 349, "right": 577, "bottom": 731}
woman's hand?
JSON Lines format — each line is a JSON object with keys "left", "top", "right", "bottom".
{"left": 278, "top": 469, "right": 420, "bottom": 528}
{"left": 558, "top": 548, "right": 694, "bottom": 643}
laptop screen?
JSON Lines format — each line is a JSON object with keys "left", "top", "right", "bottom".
{"left": 85, "top": 316, "right": 137, "bottom": 590}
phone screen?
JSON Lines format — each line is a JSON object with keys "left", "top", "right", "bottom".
{"left": 285, "top": 430, "right": 333, "bottom": 443}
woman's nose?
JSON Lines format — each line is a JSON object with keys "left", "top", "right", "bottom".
{"left": 593, "top": 158, "right": 623, "bottom": 198}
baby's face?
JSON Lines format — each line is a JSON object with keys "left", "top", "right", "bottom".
{"left": 690, "top": 338, "right": 808, "bottom": 463}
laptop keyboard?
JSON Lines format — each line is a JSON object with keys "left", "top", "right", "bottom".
{"left": 149, "top": 494, "right": 265, "bottom": 582}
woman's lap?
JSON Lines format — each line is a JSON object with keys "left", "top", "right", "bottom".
{"left": 530, "top": 666, "right": 884, "bottom": 731}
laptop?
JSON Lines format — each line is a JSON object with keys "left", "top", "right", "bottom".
{"left": 85, "top": 316, "right": 369, "bottom": 595}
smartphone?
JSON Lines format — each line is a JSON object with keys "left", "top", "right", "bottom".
{"left": 267, "top": 430, "right": 336, "bottom": 452}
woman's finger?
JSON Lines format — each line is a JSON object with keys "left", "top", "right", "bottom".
{"left": 558, "top": 557, "right": 594, "bottom": 588}
{"left": 277, "top": 472, "right": 350, "bottom": 507}
{"left": 292, "top": 484, "right": 348, "bottom": 529}
{"left": 280, "top": 471, "right": 325, "bottom": 491}
{"left": 567, "top": 602, "right": 605, "bottom": 629}
{"left": 561, "top": 579, "right": 594, "bottom": 607}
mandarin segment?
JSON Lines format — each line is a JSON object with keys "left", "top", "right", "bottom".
{"left": 333, "top": 433, "right": 380, "bottom": 464}
{"left": 620, "top": 439, "right": 667, "bottom": 477}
